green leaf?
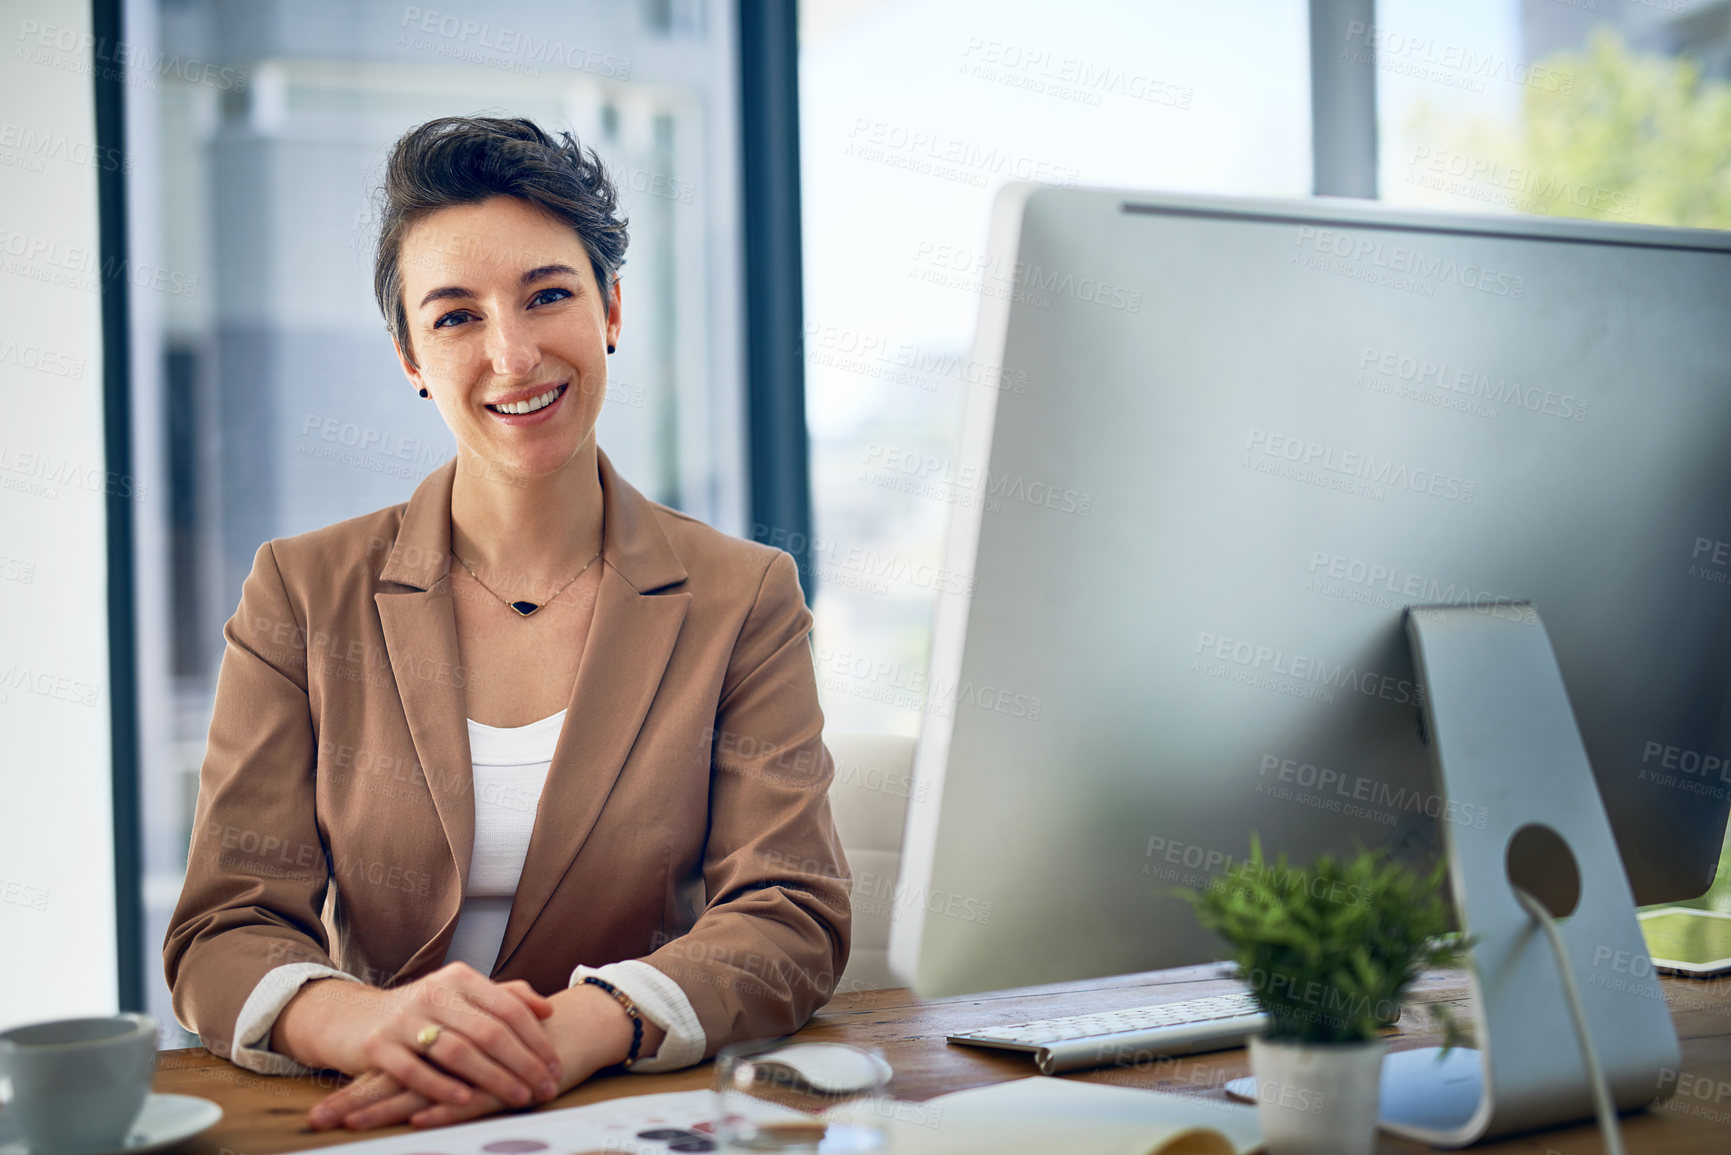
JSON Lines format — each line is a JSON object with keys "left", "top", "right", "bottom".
{"left": 1173, "top": 833, "right": 1471, "bottom": 1044}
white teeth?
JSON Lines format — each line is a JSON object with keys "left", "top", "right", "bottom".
{"left": 493, "top": 386, "right": 560, "bottom": 415}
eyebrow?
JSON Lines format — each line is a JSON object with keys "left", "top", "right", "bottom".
{"left": 418, "top": 264, "right": 582, "bottom": 309}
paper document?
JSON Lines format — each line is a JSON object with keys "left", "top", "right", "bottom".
{"left": 832, "top": 1075, "right": 1264, "bottom": 1155}
{"left": 270, "top": 1077, "right": 1259, "bottom": 1155}
{"left": 280, "top": 1089, "right": 784, "bottom": 1155}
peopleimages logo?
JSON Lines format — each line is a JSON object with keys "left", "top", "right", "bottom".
{"left": 912, "top": 240, "right": 1143, "bottom": 313}
{"left": 812, "top": 646, "right": 1045, "bottom": 721}
{"left": 1305, "top": 550, "right": 1537, "bottom": 623}
{"left": 1293, "top": 225, "right": 1526, "bottom": 300}
{"left": 0, "top": 445, "right": 147, "bottom": 501}
{"left": 1640, "top": 740, "right": 1731, "bottom": 787}
{"left": 957, "top": 38, "right": 1194, "bottom": 109}
{"left": 1341, "top": 21, "right": 1575, "bottom": 95}
{"left": 0, "top": 663, "right": 100, "bottom": 708}
{"left": 848, "top": 119, "right": 1080, "bottom": 186}
{"left": 0, "top": 338, "right": 86, "bottom": 380}
{"left": 861, "top": 442, "right": 1093, "bottom": 517}
{"left": 802, "top": 321, "right": 1029, "bottom": 394}
{"left": 0, "top": 123, "right": 129, "bottom": 175}
{"left": 15, "top": 19, "right": 248, "bottom": 91}
{"left": 1194, "top": 630, "right": 1423, "bottom": 708}
{"left": 398, "top": 7, "right": 632, "bottom": 78}
{"left": 1404, "top": 146, "right": 1639, "bottom": 221}
{"left": 0, "top": 226, "right": 199, "bottom": 298}
{"left": 1244, "top": 428, "right": 1476, "bottom": 504}
{"left": 1259, "top": 754, "right": 1489, "bottom": 830}
{"left": 1357, "top": 346, "right": 1587, "bottom": 423}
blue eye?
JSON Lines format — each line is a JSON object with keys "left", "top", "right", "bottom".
{"left": 531, "top": 287, "right": 573, "bottom": 306}
{"left": 433, "top": 310, "right": 474, "bottom": 329}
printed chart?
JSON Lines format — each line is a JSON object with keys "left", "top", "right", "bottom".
{"left": 299, "top": 1090, "right": 794, "bottom": 1155}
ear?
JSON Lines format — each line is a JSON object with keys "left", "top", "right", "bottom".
{"left": 392, "top": 338, "right": 426, "bottom": 396}
{"left": 605, "top": 278, "right": 623, "bottom": 352}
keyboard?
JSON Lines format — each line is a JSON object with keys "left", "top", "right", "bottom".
{"left": 946, "top": 992, "right": 1269, "bottom": 1075}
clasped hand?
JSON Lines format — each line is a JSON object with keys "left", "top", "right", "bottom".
{"left": 295, "top": 962, "right": 583, "bottom": 1131}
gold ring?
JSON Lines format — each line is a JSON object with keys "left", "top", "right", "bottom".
{"left": 416, "top": 1024, "right": 442, "bottom": 1052}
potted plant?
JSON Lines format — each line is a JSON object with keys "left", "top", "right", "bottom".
{"left": 1184, "top": 838, "right": 1470, "bottom": 1155}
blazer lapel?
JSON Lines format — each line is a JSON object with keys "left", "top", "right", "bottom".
{"left": 373, "top": 461, "right": 475, "bottom": 979}
{"left": 494, "top": 452, "right": 690, "bottom": 973}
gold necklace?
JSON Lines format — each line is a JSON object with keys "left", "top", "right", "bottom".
{"left": 456, "top": 546, "right": 602, "bottom": 617}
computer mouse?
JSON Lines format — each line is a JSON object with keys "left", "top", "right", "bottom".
{"left": 748, "top": 1043, "right": 894, "bottom": 1095}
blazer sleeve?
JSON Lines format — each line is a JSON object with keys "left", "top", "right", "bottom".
{"left": 163, "top": 541, "right": 344, "bottom": 1061}
{"left": 640, "top": 549, "right": 853, "bottom": 1051}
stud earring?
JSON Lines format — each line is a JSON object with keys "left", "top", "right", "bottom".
{"left": 418, "top": 388, "right": 429, "bottom": 398}
{"left": 607, "top": 344, "right": 616, "bottom": 354}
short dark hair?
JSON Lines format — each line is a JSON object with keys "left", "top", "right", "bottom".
{"left": 372, "top": 115, "right": 629, "bottom": 366}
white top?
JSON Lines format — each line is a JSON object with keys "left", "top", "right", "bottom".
{"left": 227, "top": 710, "right": 706, "bottom": 1077}
{"left": 444, "top": 709, "right": 567, "bottom": 974}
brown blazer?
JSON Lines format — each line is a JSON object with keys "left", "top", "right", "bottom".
{"left": 164, "top": 451, "right": 851, "bottom": 1063}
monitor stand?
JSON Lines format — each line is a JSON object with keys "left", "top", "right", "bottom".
{"left": 1227, "top": 604, "right": 1680, "bottom": 1146}
{"left": 1378, "top": 604, "right": 1682, "bottom": 1143}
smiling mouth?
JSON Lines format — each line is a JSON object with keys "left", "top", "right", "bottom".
{"left": 486, "top": 383, "right": 566, "bottom": 415}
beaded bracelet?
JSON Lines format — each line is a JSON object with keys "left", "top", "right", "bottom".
{"left": 577, "top": 976, "right": 644, "bottom": 1069}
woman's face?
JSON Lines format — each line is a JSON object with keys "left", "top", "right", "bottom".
{"left": 393, "top": 194, "right": 622, "bottom": 481}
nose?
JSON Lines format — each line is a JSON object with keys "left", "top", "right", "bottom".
{"left": 485, "top": 312, "right": 542, "bottom": 380}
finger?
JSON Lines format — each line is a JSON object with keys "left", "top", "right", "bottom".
{"left": 373, "top": 1042, "right": 475, "bottom": 1108}
{"left": 439, "top": 982, "right": 561, "bottom": 1094}
{"left": 458, "top": 979, "right": 563, "bottom": 1084}
{"left": 342, "top": 1088, "right": 431, "bottom": 1131}
{"left": 502, "top": 979, "right": 555, "bottom": 1018}
{"left": 418, "top": 975, "right": 558, "bottom": 1091}
{"left": 411, "top": 1090, "right": 508, "bottom": 1129}
{"left": 310, "top": 1072, "right": 400, "bottom": 1130}
{"left": 424, "top": 1029, "right": 542, "bottom": 1109}
{"left": 463, "top": 978, "right": 558, "bottom": 1061}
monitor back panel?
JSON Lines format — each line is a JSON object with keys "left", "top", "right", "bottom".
{"left": 899, "top": 187, "right": 1731, "bottom": 996}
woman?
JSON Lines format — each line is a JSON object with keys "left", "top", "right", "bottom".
{"left": 164, "top": 116, "right": 851, "bottom": 1131}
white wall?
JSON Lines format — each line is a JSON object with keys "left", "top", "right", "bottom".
{"left": 0, "top": 0, "right": 120, "bottom": 1028}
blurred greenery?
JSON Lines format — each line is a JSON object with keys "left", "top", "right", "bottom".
{"left": 1403, "top": 29, "right": 1731, "bottom": 914}
{"left": 1524, "top": 29, "right": 1731, "bottom": 228}
{"left": 1404, "top": 28, "right": 1731, "bottom": 229}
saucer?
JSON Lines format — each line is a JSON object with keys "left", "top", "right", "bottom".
{"left": 0, "top": 1093, "right": 222, "bottom": 1155}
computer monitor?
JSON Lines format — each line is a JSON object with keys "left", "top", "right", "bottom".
{"left": 888, "top": 185, "right": 1731, "bottom": 1000}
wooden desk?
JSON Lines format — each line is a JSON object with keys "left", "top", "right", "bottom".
{"left": 155, "top": 965, "right": 1731, "bottom": 1154}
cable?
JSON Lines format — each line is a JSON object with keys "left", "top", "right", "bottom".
{"left": 1510, "top": 886, "right": 1625, "bottom": 1155}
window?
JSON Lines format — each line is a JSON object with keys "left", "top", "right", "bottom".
{"left": 129, "top": 0, "right": 746, "bottom": 1044}
{"left": 799, "top": 0, "right": 1312, "bottom": 735}
{"left": 1377, "top": 0, "right": 1731, "bottom": 230}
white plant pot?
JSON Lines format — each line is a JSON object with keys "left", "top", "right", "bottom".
{"left": 1247, "top": 1035, "right": 1386, "bottom": 1155}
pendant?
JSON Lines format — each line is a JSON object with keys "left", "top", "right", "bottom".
{"left": 509, "top": 600, "right": 541, "bottom": 617}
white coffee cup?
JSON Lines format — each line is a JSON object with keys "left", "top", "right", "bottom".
{"left": 0, "top": 1014, "right": 158, "bottom": 1155}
